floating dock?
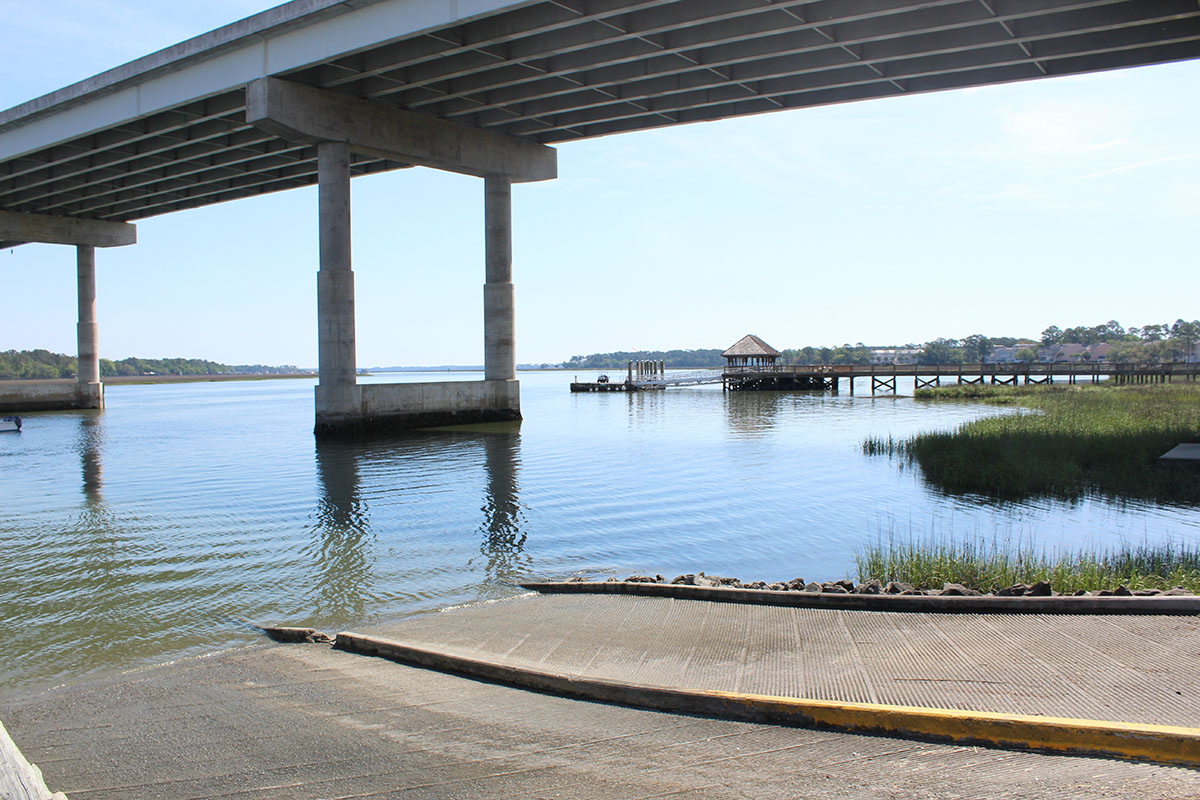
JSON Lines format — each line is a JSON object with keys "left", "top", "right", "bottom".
{"left": 571, "top": 359, "right": 672, "bottom": 392}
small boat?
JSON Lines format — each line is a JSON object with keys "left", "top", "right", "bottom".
{"left": 0, "top": 416, "right": 22, "bottom": 433}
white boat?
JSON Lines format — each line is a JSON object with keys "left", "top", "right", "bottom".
{"left": 0, "top": 416, "right": 22, "bottom": 433}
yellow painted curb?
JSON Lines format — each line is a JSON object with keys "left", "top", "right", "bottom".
{"left": 335, "top": 632, "right": 1200, "bottom": 768}
{"left": 693, "top": 690, "right": 1200, "bottom": 768}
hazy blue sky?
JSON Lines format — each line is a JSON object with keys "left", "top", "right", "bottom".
{"left": 2, "top": 1, "right": 1198, "bottom": 367}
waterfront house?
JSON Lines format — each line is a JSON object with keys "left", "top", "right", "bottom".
{"left": 1038, "top": 343, "right": 1110, "bottom": 363}
{"left": 870, "top": 348, "right": 921, "bottom": 365}
{"left": 722, "top": 335, "right": 782, "bottom": 369}
{"left": 985, "top": 346, "right": 1018, "bottom": 364}
{"left": 1039, "top": 343, "right": 1088, "bottom": 363}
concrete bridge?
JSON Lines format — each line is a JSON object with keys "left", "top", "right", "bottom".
{"left": 2, "top": 0, "right": 1199, "bottom": 433}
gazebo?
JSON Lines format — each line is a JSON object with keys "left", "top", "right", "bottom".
{"left": 722, "top": 335, "right": 781, "bottom": 369}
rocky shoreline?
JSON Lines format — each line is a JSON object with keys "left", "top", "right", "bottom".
{"left": 570, "top": 573, "right": 1197, "bottom": 598}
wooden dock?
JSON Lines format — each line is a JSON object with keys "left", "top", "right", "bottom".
{"left": 571, "top": 362, "right": 1200, "bottom": 395}
{"left": 724, "top": 362, "right": 1200, "bottom": 394}
{"left": 571, "top": 359, "right": 674, "bottom": 392}
{"left": 569, "top": 379, "right": 665, "bottom": 392}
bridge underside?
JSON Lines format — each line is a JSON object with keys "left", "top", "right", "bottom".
{"left": 1, "top": 0, "right": 1198, "bottom": 431}
{"left": 3, "top": 0, "right": 1199, "bottom": 228}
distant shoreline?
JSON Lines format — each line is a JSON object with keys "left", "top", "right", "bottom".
{"left": 0, "top": 373, "right": 315, "bottom": 388}
{"left": 104, "top": 373, "right": 316, "bottom": 385}
{"left": 0, "top": 368, "right": 582, "bottom": 388}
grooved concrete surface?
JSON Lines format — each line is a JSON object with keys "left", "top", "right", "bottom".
{"left": 4, "top": 642, "right": 1199, "bottom": 800}
{"left": 366, "top": 593, "right": 1200, "bottom": 728}
{"left": 2, "top": 594, "right": 1199, "bottom": 799}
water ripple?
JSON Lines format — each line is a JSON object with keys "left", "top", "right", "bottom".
{"left": 2, "top": 373, "right": 1198, "bottom": 696}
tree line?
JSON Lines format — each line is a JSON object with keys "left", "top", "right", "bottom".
{"left": 1039, "top": 319, "right": 1199, "bottom": 365}
{"left": 566, "top": 349, "right": 725, "bottom": 369}
{"left": 564, "top": 318, "right": 1200, "bottom": 369}
{"left": 0, "top": 350, "right": 301, "bottom": 380}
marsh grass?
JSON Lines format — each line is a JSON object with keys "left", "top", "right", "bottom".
{"left": 854, "top": 536, "right": 1200, "bottom": 594}
{"left": 862, "top": 384, "right": 1200, "bottom": 502}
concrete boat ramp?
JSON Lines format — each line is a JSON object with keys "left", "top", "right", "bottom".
{"left": 3, "top": 590, "right": 1199, "bottom": 799}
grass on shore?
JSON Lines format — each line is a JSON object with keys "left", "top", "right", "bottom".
{"left": 855, "top": 536, "right": 1200, "bottom": 594}
{"left": 862, "top": 383, "right": 1200, "bottom": 503}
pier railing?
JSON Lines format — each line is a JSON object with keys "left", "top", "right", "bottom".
{"left": 721, "top": 362, "right": 1200, "bottom": 380}
{"left": 572, "top": 362, "right": 1200, "bottom": 393}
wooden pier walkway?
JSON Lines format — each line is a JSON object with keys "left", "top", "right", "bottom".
{"left": 570, "top": 362, "right": 1200, "bottom": 395}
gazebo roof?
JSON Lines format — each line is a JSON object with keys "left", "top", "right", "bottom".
{"left": 722, "top": 335, "right": 781, "bottom": 358}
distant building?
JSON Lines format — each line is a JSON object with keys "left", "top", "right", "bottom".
{"left": 1039, "top": 343, "right": 1108, "bottom": 363}
{"left": 869, "top": 348, "right": 921, "bottom": 365}
{"left": 986, "top": 346, "right": 1018, "bottom": 364}
{"left": 986, "top": 344, "right": 1038, "bottom": 364}
{"left": 722, "top": 335, "right": 781, "bottom": 368}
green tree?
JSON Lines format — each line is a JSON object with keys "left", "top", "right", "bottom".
{"left": 566, "top": 349, "right": 723, "bottom": 369}
{"left": 919, "top": 339, "right": 964, "bottom": 365}
{"left": 1139, "top": 323, "right": 1168, "bottom": 342}
{"left": 1107, "top": 341, "right": 1147, "bottom": 364}
{"left": 1040, "top": 326, "right": 1063, "bottom": 346}
{"left": 1015, "top": 347, "right": 1038, "bottom": 363}
{"left": 1060, "top": 325, "right": 1100, "bottom": 345}
{"left": 1170, "top": 319, "right": 1200, "bottom": 363}
{"left": 962, "top": 334, "right": 992, "bottom": 363}
{"left": 1156, "top": 338, "right": 1186, "bottom": 363}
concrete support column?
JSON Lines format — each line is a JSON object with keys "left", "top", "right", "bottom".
{"left": 484, "top": 175, "right": 515, "bottom": 382}
{"left": 76, "top": 245, "right": 103, "bottom": 408}
{"left": 76, "top": 246, "right": 99, "bottom": 383}
{"left": 316, "top": 141, "right": 358, "bottom": 420}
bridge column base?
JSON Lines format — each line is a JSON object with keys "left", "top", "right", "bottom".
{"left": 77, "top": 381, "right": 103, "bottom": 409}
{"left": 0, "top": 380, "right": 103, "bottom": 412}
{"left": 315, "top": 380, "right": 521, "bottom": 437}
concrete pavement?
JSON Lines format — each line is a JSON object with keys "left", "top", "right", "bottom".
{"left": 2, "top": 592, "right": 1198, "bottom": 799}
{"left": 353, "top": 593, "right": 1200, "bottom": 727}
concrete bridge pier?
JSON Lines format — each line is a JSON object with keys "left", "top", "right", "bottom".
{"left": 314, "top": 141, "right": 359, "bottom": 430}
{"left": 244, "top": 78, "right": 554, "bottom": 436}
{"left": 0, "top": 210, "right": 134, "bottom": 413}
{"left": 76, "top": 244, "right": 103, "bottom": 409}
{"left": 484, "top": 176, "right": 516, "bottom": 384}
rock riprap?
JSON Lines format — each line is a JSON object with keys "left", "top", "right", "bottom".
{"left": 575, "top": 572, "right": 1197, "bottom": 598}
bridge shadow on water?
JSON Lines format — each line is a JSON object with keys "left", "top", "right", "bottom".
{"left": 310, "top": 423, "right": 526, "bottom": 618}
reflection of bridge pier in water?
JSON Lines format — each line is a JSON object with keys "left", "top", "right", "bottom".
{"left": 311, "top": 425, "right": 528, "bottom": 611}
{"left": 476, "top": 428, "right": 527, "bottom": 586}
{"left": 312, "top": 439, "right": 376, "bottom": 619}
{"left": 78, "top": 413, "right": 104, "bottom": 507}
{"left": 72, "top": 413, "right": 125, "bottom": 584}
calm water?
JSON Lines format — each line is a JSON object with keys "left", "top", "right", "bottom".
{"left": 2, "top": 371, "right": 1198, "bottom": 696}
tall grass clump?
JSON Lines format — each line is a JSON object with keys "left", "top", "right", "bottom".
{"left": 911, "top": 384, "right": 1034, "bottom": 403}
{"left": 861, "top": 435, "right": 906, "bottom": 457}
{"left": 855, "top": 536, "right": 1200, "bottom": 594}
{"left": 866, "top": 384, "right": 1200, "bottom": 503}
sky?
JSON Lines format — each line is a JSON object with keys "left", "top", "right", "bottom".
{"left": 1, "top": 1, "right": 1198, "bottom": 368}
